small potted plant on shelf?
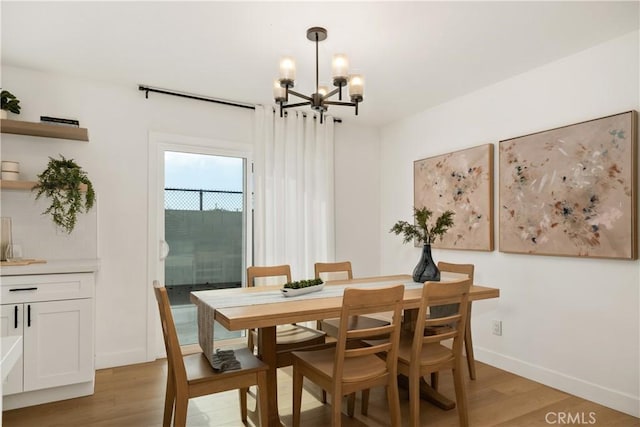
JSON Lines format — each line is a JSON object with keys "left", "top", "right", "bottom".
{"left": 390, "top": 207, "right": 454, "bottom": 282}
{"left": 33, "top": 155, "right": 96, "bottom": 234}
{"left": 0, "top": 90, "right": 21, "bottom": 119}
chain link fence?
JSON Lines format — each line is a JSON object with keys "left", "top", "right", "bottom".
{"left": 165, "top": 188, "right": 244, "bottom": 211}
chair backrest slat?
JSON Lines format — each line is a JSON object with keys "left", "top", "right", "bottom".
{"left": 437, "top": 262, "right": 475, "bottom": 282}
{"left": 426, "top": 314, "right": 461, "bottom": 327}
{"left": 247, "top": 265, "right": 291, "bottom": 287}
{"left": 315, "top": 261, "right": 353, "bottom": 281}
{"left": 347, "top": 324, "right": 395, "bottom": 340}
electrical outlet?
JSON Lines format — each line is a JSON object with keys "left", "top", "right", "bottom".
{"left": 492, "top": 320, "right": 502, "bottom": 336}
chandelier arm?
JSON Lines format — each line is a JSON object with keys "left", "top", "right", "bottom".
{"left": 281, "top": 102, "right": 311, "bottom": 109}
{"left": 322, "top": 87, "right": 341, "bottom": 100}
{"left": 287, "top": 90, "right": 313, "bottom": 101}
{"left": 323, "top": 100, "right": 357, "bottom": 107}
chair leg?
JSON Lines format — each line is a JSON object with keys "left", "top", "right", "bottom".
{"left": 409, "top": 373, "right": 421, "bottom": 427}
{"left": 163, "top": 371, "right": 175, "bottom": 427}
{"left": 239, "top": 388, "right": 248, "bottom": 422}
{"left": 292, "top": 365, "right": 304, "bottom": 427}
{"left": 332, "top": 392, "right": 343, "bottom": 427}
{"left": 387, "top": 380, "right": 402, "bottom": 427}
{"left": 361, "top": 389, "right": 370, "bottom": 415}
{"left": 257, "top": 371, "right": 269, "bottom": 427}
{"left": 322, "top": 389, "right": 327, "bottom": 404}
{"left": 465, "top": 302, "right": 477, "bottom": 380}
{"left": 173, "top": 396, "right": 189, "bottom": 427}
{"left": 452, "top": 363, "right": 470, "bottom": 427}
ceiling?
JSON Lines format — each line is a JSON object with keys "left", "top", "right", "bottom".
{"left": 2, "top": 1, "right": 638, "bottom": 127}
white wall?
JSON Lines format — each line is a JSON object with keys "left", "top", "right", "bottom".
{"left": 0, "top": 65, "right": 375, "bottom": 369}
{"left": 379, "top": 31, "right": 640, "bottom": 416}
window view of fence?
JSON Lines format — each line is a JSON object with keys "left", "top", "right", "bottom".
{"left": 165, "top": 188, "right": 243, "bottom": 212}
{"left": 164, "top": 188, "right": 244, "bottom": 306}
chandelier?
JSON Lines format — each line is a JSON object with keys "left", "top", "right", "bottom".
{"left": 273, "top": 27, "right": 364, "bottom": 123}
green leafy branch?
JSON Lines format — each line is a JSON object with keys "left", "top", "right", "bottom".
{"left": 390, "top": 207, "right": 454, "bottom": 245}
{"left": 1, "top": 90, "right": 21, "bottom": 114}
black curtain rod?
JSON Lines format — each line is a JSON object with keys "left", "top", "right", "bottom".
{"left": 138, "top": 84, "right": 341, "bottom": 123}
{"left": 138, "top": 85, "right": 255, "bottom": 110}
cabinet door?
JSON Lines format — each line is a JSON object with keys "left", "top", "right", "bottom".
{"left": 23, "top": 299, "right": 93, "bottom": 392}
{"left": 1, "top": 304, "right": 24, "bottom": 395}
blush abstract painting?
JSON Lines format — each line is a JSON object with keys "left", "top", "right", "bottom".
{"left": 414, "top": 144, "right": 494, "bottom": 251}
{"left": 499, "top": 111, "right": 637, "bottom": 259}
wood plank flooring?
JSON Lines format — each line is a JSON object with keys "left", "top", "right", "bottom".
{"left": 3, "top": 360, "right": 637, "bottom": 426}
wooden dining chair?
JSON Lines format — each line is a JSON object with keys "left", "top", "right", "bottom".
{"left": 315, "top": 261, "right": 391, "bottom": 338}
{"left": 399, "top": 278, "right": 471, "bottom": 427}
{"left": 431, "top": 261, "right": 476, "bottom": 384}
{"left": 152, "top": 281, "right": 269, "bottom": 427}
{"left": 291, "top": 284, "right": 405, "bottom": 427}
{"left": 246, "top": 265, "right": 326, "bottom": 368}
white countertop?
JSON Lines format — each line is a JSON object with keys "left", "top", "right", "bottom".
{"left": 1, "top": 335, "right": 22, "bottom": 381}
{"left": 0, "top": 259, "right": 100, "bottom": 276}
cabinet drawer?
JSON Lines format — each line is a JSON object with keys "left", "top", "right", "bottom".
{"left": 1, "top": 273, "right": 94, "bottom": 304}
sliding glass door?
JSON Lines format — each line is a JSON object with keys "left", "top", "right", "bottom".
{"left": 149, "top": 133, "right": 252, "bottom": 352}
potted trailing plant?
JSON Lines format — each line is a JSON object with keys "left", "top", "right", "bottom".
{"left": 0, "top": 90, "right": 21, "bottom": 119}
{"left": 390, "top": 207, "right": 454, "bottom": 282}
{"left": 33, "top": 155, "right": 96, "bottom": 234}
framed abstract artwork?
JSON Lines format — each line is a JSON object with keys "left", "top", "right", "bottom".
{"left": 414, "top": 143, "right": 494, "bottom": 251}
{"left": 499, "top": 111, "right": 637, "bottom": 259}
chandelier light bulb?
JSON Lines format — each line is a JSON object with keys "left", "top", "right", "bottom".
{"left": 273, "top": 79, "right": 286, "bottom": 101}
{"left": 349, "top": 74, "right": 364, "bottom": 101}
{"left": 332, "top": 54, "right": 349, "bottom": 80}
{"left": 279, "top": 56, "right": 296, "bottom": 82}
{"left": 318, "top": 86, "right": 329, "bottom": 97}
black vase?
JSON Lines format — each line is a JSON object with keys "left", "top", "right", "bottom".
{"left": 412, "top": 244, "right": 440, "bottom": 282}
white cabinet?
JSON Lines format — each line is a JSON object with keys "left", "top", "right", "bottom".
{"left": 0, "top": 272, "right": 95, "bottom": 409}
{"left": 1, "top": 304, "right": 23, "bottom": 394}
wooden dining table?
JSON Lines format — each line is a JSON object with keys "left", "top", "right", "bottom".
{"left": 191, "top": 273, "right": 500, "bottom": 427}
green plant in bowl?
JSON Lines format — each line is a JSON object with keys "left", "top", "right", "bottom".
{"left": 283, "top": 278, "right": 323, "bottom": 289}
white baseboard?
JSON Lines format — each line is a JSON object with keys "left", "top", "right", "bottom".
{"left": 95, "top": 347, "right": 150, "bottom": 370}
{"left": 474, "top": 346, "right": 640, "bottom": 418}
{"left": 3, "top": 381, "right": 94, "bottom": 410}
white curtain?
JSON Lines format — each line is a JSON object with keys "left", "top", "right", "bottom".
{"left": 253, "top": 106, "right": 335, "bottom": 280}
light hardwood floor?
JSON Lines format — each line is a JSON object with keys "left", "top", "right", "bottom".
{"left": 3, "top": 360, "right": 637, "bottom": 426}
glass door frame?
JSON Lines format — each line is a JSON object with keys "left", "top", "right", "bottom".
{"left": 146, "top": 131, "right": 253, "bottom": 360}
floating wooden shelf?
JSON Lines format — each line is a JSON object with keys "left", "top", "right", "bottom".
{"left": 0, "top": 180, "right": 88, "bottom": 191}
{"left": 0, "top": 180, "right": 37, "bottom": 190}
{"left": 0, "top": 119, "right": 89, "bottom": 141}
